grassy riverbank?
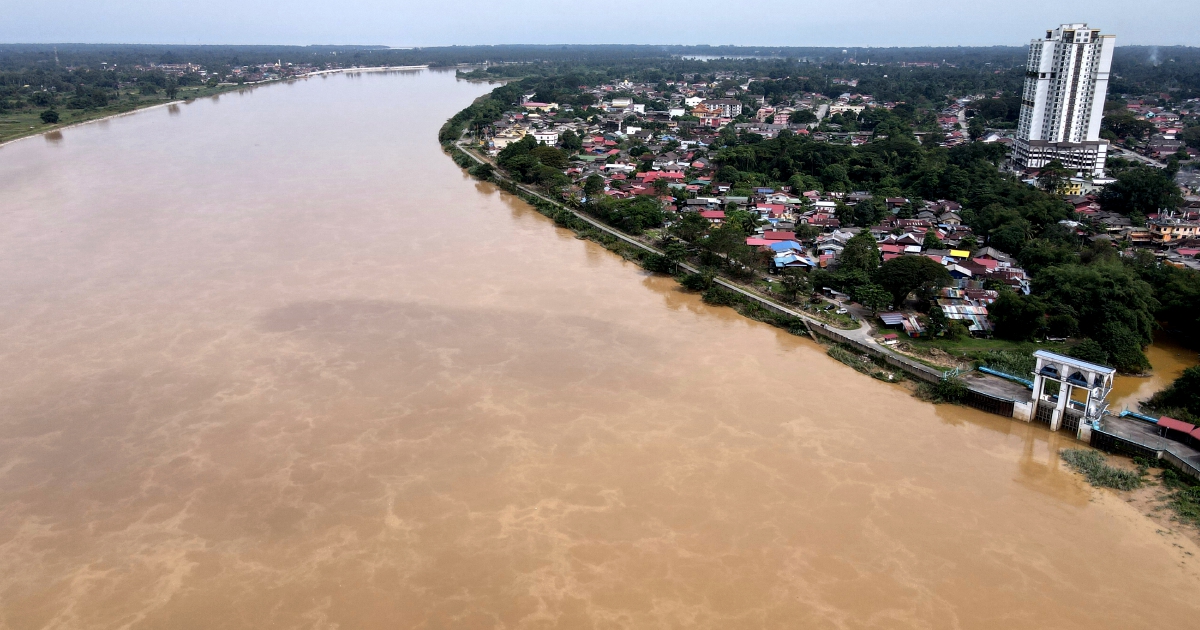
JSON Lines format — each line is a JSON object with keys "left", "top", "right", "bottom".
{"left": 1061, "top": 448, "right": 1200, "bottom": 534}
{"left": 0, "top": 83, "right": 248, "bottom": 146}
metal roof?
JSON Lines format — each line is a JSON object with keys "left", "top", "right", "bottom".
{"left": 1032, "top": 350, "right": 1116, "bottom": 375}
{"left": 1158, "top": 416, "right": 1196, "bottom": 433}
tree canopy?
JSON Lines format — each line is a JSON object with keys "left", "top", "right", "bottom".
{"left": 874, "top": 255, "right": 950, "bottom": 308}
{"left": 1098, "top": 166, "right": 1185, "bottom": 217}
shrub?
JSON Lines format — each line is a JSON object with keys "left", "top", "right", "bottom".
{"left": 1068, "top": 339, "right": 1109, "bottom": 365}
{"left": 640, "top": 253, "right": 673, "bottom": 274}
{"left": 40, "top": 109, "right": 59, "bottom": 124}
{"left": 1060, "top": 449, "right": 1142, "bottom": 490}
{"left": 973, "top": 350, "right": 1035, "bottom": 377}
{"left": 679, "top": 272, "right": 713, "bottom": 291}
{"left": 1143, "top": 366, "right": 1200, "bottom": 424}
{"left": 1161, "top": 469, "right": 1200, "bottom": 525}
{"left": 701, "top": 286, "right": 740, "bottom": 306}
{"left": 917, "top": 378, "right": 967, "bottom": 403}
{"left": 468, "top": 162, "right": 493, "bottom": 180}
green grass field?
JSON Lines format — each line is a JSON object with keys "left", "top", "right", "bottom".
{"left": 906, "top": 336, "right": 1069, "bottom": 355}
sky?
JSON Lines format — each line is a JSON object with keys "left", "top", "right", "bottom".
{"left": 3, "top": 0, "right": 1197, "bottom": 47}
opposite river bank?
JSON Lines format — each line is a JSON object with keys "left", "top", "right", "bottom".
{"left": 1, "top": 68, "right": 1198, "bottom": 629}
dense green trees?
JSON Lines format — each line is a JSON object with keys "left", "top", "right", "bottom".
{"left": 588, "top": 196, "right": 665, "bottom": 235}
{"left": 1032, "top": 262, "right": 1156, "bottom": 372}
{"left": 968, "top": 97, "right": 1021, "bottom": 125}
{"left": 852, "top": 283, "right": 893, "bottom": 313}
{"left": 66, "top": 87, "right": 109, "bottom": 109}
{"left": 559, "top": 129, "right": 582, "bottom": 151}
{"left": 922, "top": 230, "right": 943, "bottom": 250}
{"left": 989, "top": 292, "right": 1047, "bottom": 341}
{"left": 1183, "top": 126, "right": 1200, "bottom": 150}
{"left": 530, "top": 144, "right": 568, "bottom": 169}
{"left": 583, "top": 174, "right": 604, "bottom": 197}
{"left": 1101, "top": 111, "right": 1155, "bottom": 141}
{"left": 839, "top": 232, "right": 882, "bottom": 275}
{"left": 496, "top": 135, "right": 570, "bottom": 189}
{"left": 1131, "top": 256, "right": 1200, "bottom": 351}
{"left": 874, "top": 255, "right": 950, "bottom": 308}
{"left": 669, "top": 212, "right": 711, "bottom": 242}
{"left": 1145, "top": 367, "right": 1200, "bottom": 423}
{"left": 439, "top": 95, "right": 507, "bottom": 143}
{"left": 1036, "top": 160, "right": 1070, "bottom": 194}
{"left": 987, "top": 247, "right": 1200, "bottom": 373}
{"left": 778, "top": 270, "right": 812, "bottom": 304}
{"left": 1098, "top": 166, "right": 1185, "bottom": 217}
{"left": 705, "top": 123, "right": 1072, "bottom": 261}
{"left": 853, "top": 198, "right": 887, "bottom": 227}
{"left": 790, "top": 110, "right": 818, "bottom": 125}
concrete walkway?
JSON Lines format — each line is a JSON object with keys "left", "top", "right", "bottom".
{"left": 1097, "top": 415, "right": 1200, "bottom": 478}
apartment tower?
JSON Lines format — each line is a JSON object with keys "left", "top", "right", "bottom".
{"left": 1012, "top": 23, "right": 1115, "bottom": 176}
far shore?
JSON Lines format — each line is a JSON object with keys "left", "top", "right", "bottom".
{"left": 0, "top": 64, "right": 431, "bottom": 149}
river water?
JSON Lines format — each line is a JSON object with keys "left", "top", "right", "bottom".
{"left": 1110, "top": 335, "right": 1199, "bottom": 415}
{"left": 0, "top": 69, "right": 1197, "bottom": 629}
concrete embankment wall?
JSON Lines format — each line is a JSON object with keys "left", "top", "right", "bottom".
{"left": 808, "top": 325, "right": 944, "bottom": 384}
{"left": 1091, "top": 429, "right": 1200, "bottom": 482}
{"left": 1161, "top": 451, "right": 1200, "bottom": 481}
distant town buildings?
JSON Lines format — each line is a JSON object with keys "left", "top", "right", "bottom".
{"left": 1012, "top": 23, "right": 1115, "bottom": 176}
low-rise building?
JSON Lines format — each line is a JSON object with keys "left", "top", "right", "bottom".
{"left": 1149, "top": 217, "right": 1200, "bottom": 244}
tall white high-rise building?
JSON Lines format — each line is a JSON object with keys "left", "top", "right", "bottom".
{"left": 1012, "top": 23, "right": 1115, "bottom": 176}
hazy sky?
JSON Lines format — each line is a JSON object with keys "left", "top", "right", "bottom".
{"left": 4, "top": 0, "right": 1196, "bottom": 47}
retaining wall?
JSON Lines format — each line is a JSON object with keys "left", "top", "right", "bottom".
{"left": 808, "top": 325, "right": 944, "bottom": 384}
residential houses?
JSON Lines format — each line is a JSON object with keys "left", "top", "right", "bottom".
{"left": 476, "top": 73, "right": 1194, "bottom": 341}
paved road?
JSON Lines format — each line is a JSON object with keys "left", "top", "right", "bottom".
{"left": 1113, "top": 146, "right": 1166, "bottom": 169}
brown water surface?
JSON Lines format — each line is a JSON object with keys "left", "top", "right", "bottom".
{"left": 1, "top": 70, "right": 1198, "bottom": 629}
{"left": 1110, "top": 335, "right": 1199, "bottom": 415}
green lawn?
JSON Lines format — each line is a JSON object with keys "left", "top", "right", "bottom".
{"left": 903, "top": 335, "right": 1071, "bottom": 360}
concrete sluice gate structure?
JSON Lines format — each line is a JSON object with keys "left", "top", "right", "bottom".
{"left": 1013, "top": 350, "right": 1115, "bottom": 441}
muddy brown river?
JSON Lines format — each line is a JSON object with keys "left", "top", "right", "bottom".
{"left": 1, "top": 69, "right": 1198, "bottom": 629}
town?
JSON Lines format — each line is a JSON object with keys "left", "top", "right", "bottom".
{"left": 446, "top": 25, "right": 1200, "bottom": 483}
{"left": 462, "top": 29, "right": 1199, "bottom": 354}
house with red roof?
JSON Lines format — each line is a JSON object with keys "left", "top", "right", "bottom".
{"left": 761, "top": 230, "right": 797, "bottom": 241}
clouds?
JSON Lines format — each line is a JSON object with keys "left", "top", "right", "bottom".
{"left": 3, "top": 0, "right": 1195, "bottom": 46}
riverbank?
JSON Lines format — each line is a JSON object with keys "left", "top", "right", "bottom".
{"left": 445, "top": 139, "right": 973, "bottom": 387}
{"left": 0, "top": 84, "right": 235, "bottom": 147}
{"left": 444, "top": 135, "right": 1200, "bottom": 535}
{"left": 0, "top": 65, "right": 430, "bottom": 148}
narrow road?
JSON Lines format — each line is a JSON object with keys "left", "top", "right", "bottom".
{"left": 1113, "top": 146, "right": 1166, "bottom": 169}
